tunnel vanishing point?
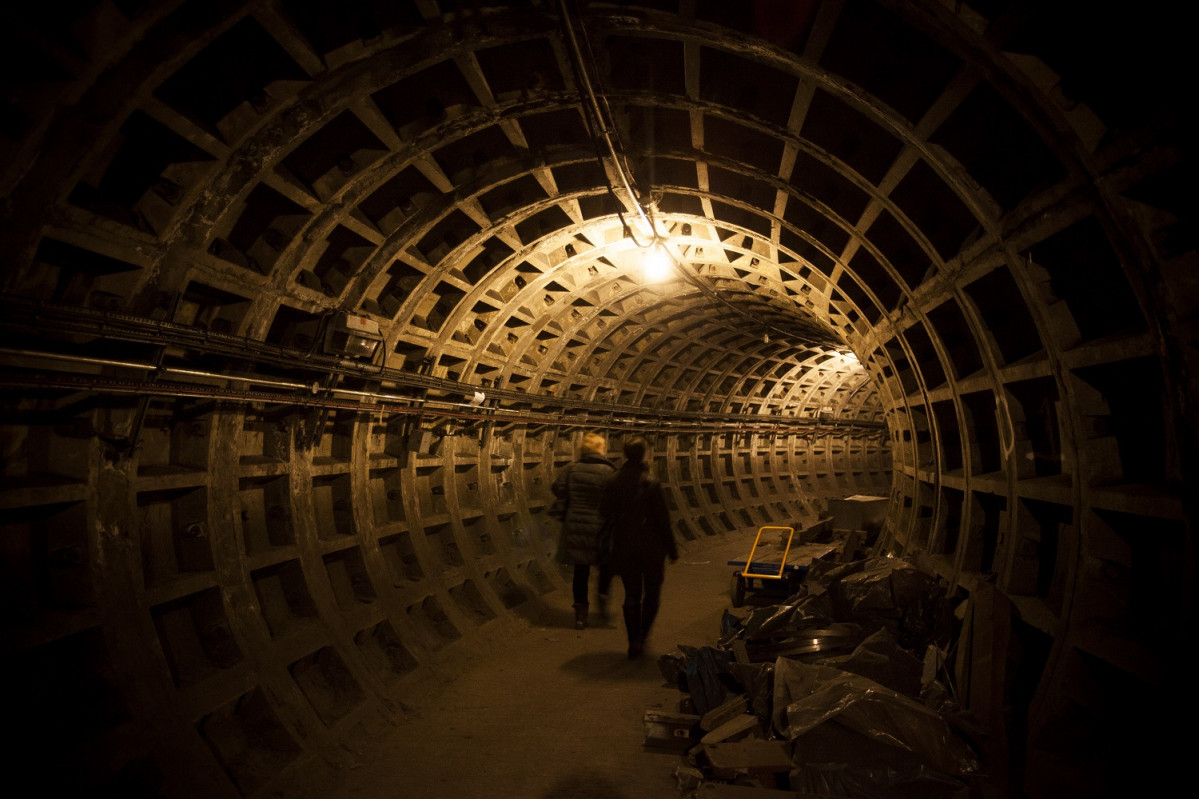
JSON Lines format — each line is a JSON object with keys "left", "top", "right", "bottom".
{"left": 1, "top": 1, "right": 1195, "bottom": 797}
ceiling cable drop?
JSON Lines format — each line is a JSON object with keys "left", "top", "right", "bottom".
{"left": 559, "top": 0, "right": 658, "bottom": 247}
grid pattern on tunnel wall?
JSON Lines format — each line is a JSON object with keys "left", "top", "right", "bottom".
{"left": 1, "top": 400, "right": 890, "bottom": 795}
{"left": 1, "top": 1, "right": 1195, "bottom": 797}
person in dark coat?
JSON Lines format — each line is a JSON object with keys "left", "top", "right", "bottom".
{"left": 552, "top": 432, "right": 617, "bottom": 629}
{"left": 600, "top": 436, "right": 678, "bottom": 659}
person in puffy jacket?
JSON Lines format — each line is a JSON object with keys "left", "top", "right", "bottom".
{"left": 600, "top": 436, "right": 678, "bottom": 658}
{"left": 552, "top": 432, "right": 616, "bottom": 629}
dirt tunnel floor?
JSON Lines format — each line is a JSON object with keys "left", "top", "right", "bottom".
{"left": 313, "top": 535, "right": 755, "bottom": 799}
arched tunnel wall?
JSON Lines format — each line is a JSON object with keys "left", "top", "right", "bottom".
{"left": 1, "top": 2, "right": 1194, "bottom": 797}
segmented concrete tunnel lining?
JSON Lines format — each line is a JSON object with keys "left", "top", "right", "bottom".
{"left": 0, "top": 2, "right": 1194, "bottom": 797}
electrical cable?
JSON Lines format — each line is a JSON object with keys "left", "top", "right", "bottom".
{"left": 0, "top": 338, "right": 886, "bottom": 435}
{"left": 0, "top": 370, "right": 881, "bottom": 437}
{"left": 559, "top": 0, "right": 658, "bottom": 247}
{"left": 558, "top": 2, "right": 847, "bottom": 349}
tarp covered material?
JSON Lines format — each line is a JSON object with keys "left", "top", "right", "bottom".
{"left": 720, "top": 556, "right": 949, "bottom": 667}
{"left": 683, "top": 646, "right": 739, "bottom": 717}
{"left": 816, "top": 627, "right": 923, "bottom": 699}
{"left": 789, "top": 759, "right": 970, "bottom": 799}
{"left": 726, "top": 661, "right": 774, "bottom": 731}
{"left": 659, "top": 649, "right": 689, "bottom": 689}
{"left": 721, "top": 607, "right": 866, "bottom": 664}
{"left": 806, "top": 556, "right": 881, "bottom": 592}
{"left": 720, "top": 603, "right": 834, "bottom": 646}
{"left": 667, "top": 552, "right": 980, "bottom": 797}
{"left": 818, "top": 556, "right": 948, "bottom": 650}
{"left": 771, "top": 658, "right": 979, "bottom": 778}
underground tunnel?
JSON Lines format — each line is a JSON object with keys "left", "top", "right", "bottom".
{"left": 0, "top": 1, "right": 1195, "bottom": 796}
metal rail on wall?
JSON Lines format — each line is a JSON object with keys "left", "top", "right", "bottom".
{"left": 0, "top": 297, "right": 887, "bottom": 438}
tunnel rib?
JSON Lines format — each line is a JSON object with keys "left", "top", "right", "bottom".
{"left": 1, "top": 2, "right": 1194, "bottom": 797}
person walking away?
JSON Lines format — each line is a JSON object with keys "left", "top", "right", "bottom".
{"left": 600, "top": 437, "right": 678, "bottom": 659}
{"left": 552, "top": 432, "right": 616, "bottom": 629}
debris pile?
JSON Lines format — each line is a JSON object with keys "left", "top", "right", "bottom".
{"left": 648, "top": 552, "right": 983, "bottom": 798}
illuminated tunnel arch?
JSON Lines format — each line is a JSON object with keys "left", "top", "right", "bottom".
{"left": 1, "top": 2, "right": 1193, "bottom": 797}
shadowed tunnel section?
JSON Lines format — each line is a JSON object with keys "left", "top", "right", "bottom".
{"left": 0, "top": 2, "right": 1194, "bottom": 797}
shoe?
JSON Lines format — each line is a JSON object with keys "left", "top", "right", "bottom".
{"left": 627, "top": 639, "right": 644, "bottom": 659}
{"left": 573, "top": 604, "right": 588, "bottom": 630}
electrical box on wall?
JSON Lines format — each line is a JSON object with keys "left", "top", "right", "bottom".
{"left": 324, "top": 312, "right": 382, "bottom": 360}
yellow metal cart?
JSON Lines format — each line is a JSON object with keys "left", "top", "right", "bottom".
{"left": 726, "top": 525, "right": 837, "bottom": 607}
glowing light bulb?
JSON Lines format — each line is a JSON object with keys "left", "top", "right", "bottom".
{"left": 643, "top": 244, "right": 672, "bottom": 282}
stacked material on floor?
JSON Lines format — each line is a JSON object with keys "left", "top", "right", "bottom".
{"left": 649, "top": 554, "right": 983, "bottom": 798}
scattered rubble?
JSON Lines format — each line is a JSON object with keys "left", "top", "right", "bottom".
{"left": 646, "top": 527, "right": 984, "bottom": 798}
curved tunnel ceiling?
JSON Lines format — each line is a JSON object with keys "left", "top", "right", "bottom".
{"left": 1, "top": 1, "right": 1195, "bottom": 797}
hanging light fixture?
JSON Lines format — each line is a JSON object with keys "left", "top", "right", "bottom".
{"left": 642, "top": 241, "right": 673, "bottom": 283}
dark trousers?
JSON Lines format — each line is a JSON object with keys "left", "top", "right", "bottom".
{"left": 572, "top": 563, "right": 612, "bottom": 607}
{"left": 619, "top": 563, "right": 664, "bottom": 643}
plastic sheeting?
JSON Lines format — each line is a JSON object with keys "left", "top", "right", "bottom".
{"left": 665, "top": 550, "right": 980, "bottom": 797}
{"left": 817, "top": 628, "right": 924, "bottom": 698}
{"left": 660, "top": 646, "right": 742, "bottom": 717}
{"left": 685, "top": 647, "right": 737, "bottom": 716}
{"left": 719, "top": 604, "right": 833, "bottom": 646}
{"left": 722, "top": 556, "right": 950, "bottom": 658}
{"left": 789, "top": 760, "right": 970, "bottom": 799}
{"left": 772, "top": 658, "right": 979, "bottom": 778}
{"left": 827, "top": 557, "right": 949, "bottom": 650}
{"left": 726, "top": 661, "right": 773, "bottom": 731}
